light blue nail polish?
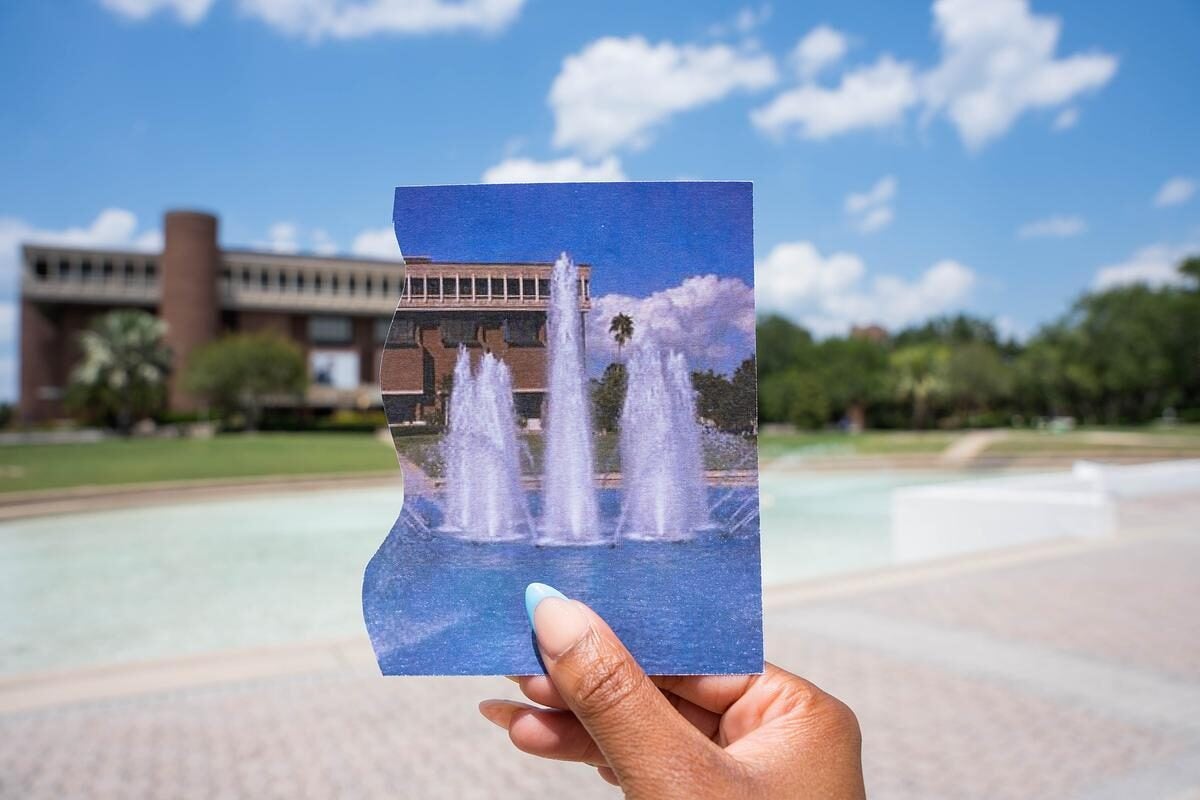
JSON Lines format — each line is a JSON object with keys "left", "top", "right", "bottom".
{"left": 525, "top": 582, "right": 567, "bottom": 626}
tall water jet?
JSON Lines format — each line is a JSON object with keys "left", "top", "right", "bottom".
{"left": 618, "top": 343, "right": 709, "bottom": 540}
{"left": 443, "top": 347, "right": 531, "bottom": 540}
{"left": 541, "top": 253, "right": 601, "bottom": 542}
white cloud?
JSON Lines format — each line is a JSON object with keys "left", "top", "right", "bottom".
{"left": 311, "top": 228, "right": 337, "bottom": 255}
{"left": 99, "top": 0, "right": 215, "bottom": 24}
{"left": 1052, "top": 106, "right": 1079, "bottom": 131}
{"left": 1093, "top": 242, "right": 1196, "bottom": 290}
{"left": 550, "top": 36, "right": 778, "bottom": 157}
{"left": 256, "top": 221, "right": 300, "bottom": 254}
{"left": 756, "top": 240, "right": 975, "bottom": 335}
{"left": 1154, "top": 176, "right": 1196, "bottom": 208}
{"left": 844, "top": 175, "right": 897, "bottom": 234}
{"left": 0, "top": 208, "right": 163, "bottom": 402}
{"left": 754, "top": 0, "right": 1116, "bottom": 149}
{"left": 790, "top": 25, "right": 848, "bottom": 79}
{"left": 481, "top": 155, "right": 626, "bottom": 184}
{"left": 588, "top": 274, "right": 755, "bottom": 371}
{"left": 921, "top": 0, "right": 1118, "bottom": 150}
{"left": 351, "top": 227, "right": 403, "bottom": 260}
{"left": 236, "top": 0, "right": 524, "bottom": 39}
{"left": 751, "top": 55, "right": 918, "bottom": 140}
{"left": 994, "top": 314, "right": 1031, "bottom": 343}
{"left": 1017, "top": 214, "right": 1086, "bottom": 239}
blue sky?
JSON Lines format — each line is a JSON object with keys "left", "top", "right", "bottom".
{"left": 1, "top": 0, "right": 1198, "bottom": 398}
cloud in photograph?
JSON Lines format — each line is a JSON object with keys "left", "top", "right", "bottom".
{"left": 588, "top": 274, "right": 755, "bottom": 373}
{"left": 707, "top": 4, "right": 771, "bottom": 38}
{"left": 789, "top": 24, "right": 849, "bottom": 80}
{"left": 482, "top": 156, "right": 626, "bottom": 184}
{"left": 756, "top": 240, "right": 975, "bottom": 336}
{"left": 1052, "top": 106, "right": 1079, "bottom": 131}
{"left": 1017, "top": 214, "right": 1086, "bottom": 239}
{"left": 844, "top": 175, "right": 897, "bottom": 234}
{"left": 1153, "top": 176, "right": 1196, "bottom": 208}
{"left": 550, "top": 36, "right": 778, "bottom": 157}
{"left": 753, "top": 0, "right": 1117, "bottom": 150}
{"left": 1093, "top": 242, "right": 1197, "bottom": 290}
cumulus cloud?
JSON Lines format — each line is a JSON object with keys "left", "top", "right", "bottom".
{"left": 256, "top": 221, "right": 300, "bottom": 254}
{"left": 1093, "top": 242, "right": 1197, "bottom": 290}
{"left": 753, "top": 0, "right": 1116, "bottom": 149}
{"left": 311, "top": 228, "right": 337, "bottom": 255}
{"left": 99, "top": 0, "right": 215, "bottom": 23}
{"left": 921, "top": 0, "right": 1118, "bottom": 150}
{"left": 708, "top": 5, "right": 771, "bottom": 38}
{"left": 101, "top": 0, "right": 526, "bottom": 38}
{"left": 756, "top": 240, "right": 975, "bottom": 336}
{"left": 844, "top": 175, "right": 897, "bottom": 234}
{"left": 790, "top": 25, "right": 848, "bottom": 79}
{"left": 1153, "top": 176, "right": 1196, "bottom": 208}
{"left": 481, "top": 155, "right": 626, "bottom": 184}
{"left": 588, "top": 275, "right": 755, "bottom": 373}
{"left": 0, "top": 208, "right": 163, "bottom": 402}
{"left": 1017, "top": 214, "right": 1086, "bottom": 239}
{"left": 751, "top": 55, "right": 918, "bottom": 140}
{"left": 351, "top": 226, "right": 403, "bottom": 260}
{"left": 550, "top": 36, "right": 778, "bottom": 157}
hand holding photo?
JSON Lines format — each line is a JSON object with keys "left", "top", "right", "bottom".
{"left": 362, "top": 182, "right": 762, "bottom": 675}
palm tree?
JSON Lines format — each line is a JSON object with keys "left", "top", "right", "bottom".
{"left": 890, "top": 343, "right": 949, "bottom": 429}
{"left": 68, "top": 310, "right": 172, "bottom": 432}
{"left": 609, "top": 313, "right": 634, "bottom": 358}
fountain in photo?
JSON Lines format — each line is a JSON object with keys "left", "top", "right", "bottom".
{"left": 438, "top": 252, "right": 712, "bottom": 545}
{"left": 441, "top": 348, "right": 532, "bottom": 541}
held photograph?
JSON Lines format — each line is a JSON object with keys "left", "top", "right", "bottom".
{"left": 362, "top": 182, "right": 763, "bottom": 675}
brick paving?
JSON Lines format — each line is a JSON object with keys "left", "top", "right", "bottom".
{"left": 2, "top": 498, "right": 1198, "bottom": 798}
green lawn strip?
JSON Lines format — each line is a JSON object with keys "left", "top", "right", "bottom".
{"left": 758, "top": 431, "right": 958, "bottom": 458}
{"left": 0, "top": 433, "right": 398, "bottom": 494}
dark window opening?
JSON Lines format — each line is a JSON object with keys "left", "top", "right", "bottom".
{"left": 314, "top": 273, "right": 323, "bottom": 292}
{"left": 81, "top": 260, "right": 93, "bottom": 279}
{"left": 297, "top": 273, "right": 306, "bottom": 291}
{"left": 506, "top": 278, "right": 520, "bottom": 297}
{"left": 412, "top": 277, "right": 426, "bottom": 296}
{"left": 440, "top": 318, "right": 478, "bottom": 347}
{"left": 503, "top": 316, "right": 542, "bottom": 346}
{"left": 34, "top": 258, "right": 48, "bottom": 278}
{"left": 348, "top": 275, "right": 357, "bottom": 294}
{"left": 491, "top": 277, "right": 504, "bottom": 296}
{"left": 260, "top": 271, "right": 270, "bottom": 289}
{"left": 308, "top": 315, "right": 353, "bottom": 344}
{"left": 59, "top": 259, "right": 70, "bottom": 277}
{"left": 144, "top": 262, "right": 157, "bottom": 280}
{"left": 277, "top": 271, "right": 287, "bottom": 290}
{"left": 241, "top": 268, "right": 251, "bottom": 286}
{"left": 538, "top": 279, "right": 549, "bottom": 297}
{"left": 102, "top": 260, "right": 114, "bottom": 278}
{"left": 385, "top": 318, "right": 417, "bottom": 347}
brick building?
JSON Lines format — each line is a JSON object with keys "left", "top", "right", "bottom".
{"left": 18, "top": 210, "right": 590, "bottom": 426}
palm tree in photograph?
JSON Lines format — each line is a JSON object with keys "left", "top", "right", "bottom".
{"left": 609, "top": 312, "right": 634, "bottom": 358}
{"left": 67, "top": 309, "right": 172, "bottom": 432}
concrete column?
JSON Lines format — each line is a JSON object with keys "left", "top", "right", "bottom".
{"left": 161, "top": 210, "right": 220, "bottom": 412}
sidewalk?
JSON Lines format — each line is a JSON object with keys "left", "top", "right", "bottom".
{"left": 2, "top": 494, "right": 1197, "bottom": 799}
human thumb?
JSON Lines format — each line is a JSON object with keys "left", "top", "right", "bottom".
{"left": 525, "top": 583, "right": 729, "bottom": 797}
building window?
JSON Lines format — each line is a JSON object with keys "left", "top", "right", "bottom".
{"left": 538, "top": 279, "right": 549, "bottom": 298}
{"left": 34, "top": 258, "right": 48, "bottom": 278}
{"left": 59, "top": 259, "right": 70, "bottom": 278}
{"left": 296, "top": 272, "right": 306, "bottom": 291}
{"left": 124, "top": 262, "right": 136, "bottom": 282}
{"left": 331, "top": 275, "right": 340, "bottom": 293}
{"left": 384, "top": 318, "right": 418, "bottom": 347}
{"left": 504, "top": 316, "right": 542, "bottom": 346}
{"left": 241, "top": 268, "right": 251, "bottom": 287}
{"left": 145, "top": 262, "right": 157, "bottom": 281}
{"left": 81, "top": 259, "right": 93, "bottom": 280}
{"left": 309, "top": 315, "right": 353, "bottom": 344}
{"left": 314, "top": 273, "right": 323, "bottom": 292}
{"left": 491, "top": 277, "right": 504, "bottom": 296}
{"left": 348, "top": 275, "right": 357, "bottom": 295}
{"left": 506, "top": 277, "right": 520, "bottom": 297}
{"left": 277, "top": 271, "right": 288, "bottom": 291}
{"left": 260, "top": 271, "right": 270, "bottom": 290}
{"left": 440, "top": 318, "right": 478, "bottom": 347}
{"left": 102, "top": 260, "right": 114, "bottom": 279}
{"left": 412, "top": 277, "right": 426, "bottom": 297}
{"left": 365, "top": 275, "right": 374, "bottom": 295}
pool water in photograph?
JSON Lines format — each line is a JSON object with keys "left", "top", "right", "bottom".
{"left": 362, "top": 487, "right": 762, "bottom": 675}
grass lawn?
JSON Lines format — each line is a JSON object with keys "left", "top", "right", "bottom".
{"left": 758, "top": 430, "right": 959, "bottom": 459}
{"left": 0, "top": 433, "right": 399, "bottom": 494}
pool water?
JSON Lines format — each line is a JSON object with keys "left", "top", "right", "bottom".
{"left": 363, "top": 488, "right": 762, "bottom": 675}
{"left": 1, "top": 469, "right": 981, "bottom": 675}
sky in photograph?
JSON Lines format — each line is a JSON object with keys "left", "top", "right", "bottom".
{"left": 1, "top": 0, "right": 1199, "bottom": 396}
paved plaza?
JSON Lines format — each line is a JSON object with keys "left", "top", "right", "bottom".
{"left": 2, "top": 493, "right": 1198, "bottom": 799}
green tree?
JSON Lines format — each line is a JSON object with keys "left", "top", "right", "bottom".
{"left": 590, "top": 362, "right": 627, "bottom": 433}
{"left": 66, "top": 309, "right": 172, "bottom": 432}
{"left": 819, "top": 337, "right": 889, "bottom": 428}
{"left": 759, "top": 371, "right": 829, "bottom": 429}
{"left": 756, "top": 315, "right": 817, "bottom": 377}
{"left": 608, "top": 313, "right": 634, "bottom": 358}
{"left": 890, "top": 343, "right": 950, "bottom": 428}
{"left": 946, "top": 341, "right": 1014, "bottom": 423}
{"left": 184, "top": 333, "right": 306, "bottom": 429}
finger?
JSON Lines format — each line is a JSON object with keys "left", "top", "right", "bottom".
{"left": 596, "top": 766, "right": 620, "bottom": 787}
{"left": 526, "top": 583, "right": 727, "bottom": 789}
{"left": 517, "top": 674, "right": 569, "bottom": 710}
{"left": 480, "top": 699, "right": 609, "bottom": 765}
{"left": 653, "top": 673, "right": 758, "bottom": 715}
{"left": 663, "top": 691, "right": 723, "bottom": 741}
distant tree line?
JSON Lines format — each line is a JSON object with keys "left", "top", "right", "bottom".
{"left": 759, "top": 257, "right": 1200, "bottom": 429}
